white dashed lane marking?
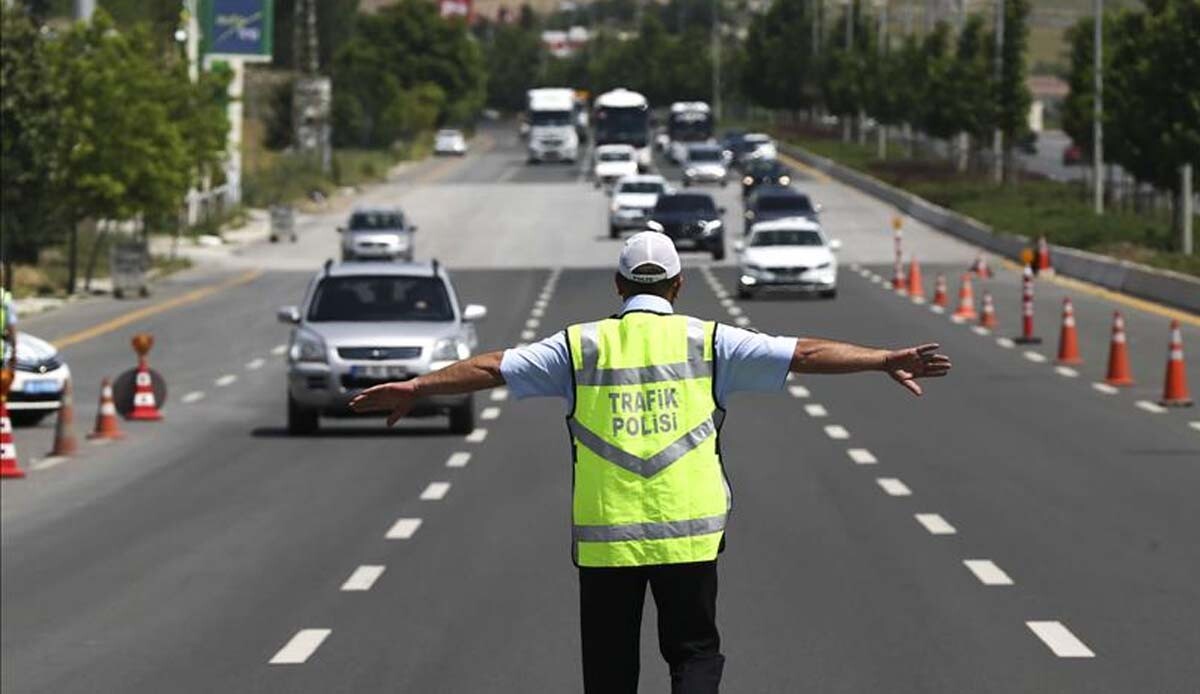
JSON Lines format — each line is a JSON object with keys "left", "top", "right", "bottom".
{"left": 269, "top": 629, "right": 331, "bottom": 665}
{"left": 876, "top": 478, "right": 912, "bottom": 496}
{"left": 788, "top": 385, "right": 810, "bottom": 398}
{"left": 996, "top": 337, "right": 1016, "bottom": 349}
{"left": 481, "top": 407, "right": 501, "bottom": 420}
{"left": 804, "top": 404, "right": 828, "bottom": 418}
{"left": 215, "top": 374, "right": 238, "bottom": 387}
{"left": 1055, "top": 366, "right": 1079, "bottom": 378}
{"left": 1189, "top": 421, "right": 1200, "bottom": 432}
{"left": 1135, "top": 400, "right": 1167, "bottom": 414}
{"left": 735, "top": 316, "right": 751, "bottom": 327}
{"left": 385, "top": 518, "right": 422, "bottom": 540}
{"left": 1023, "top": 351, "right": 1047, "bottom": 363}
{"left": 525, "top": 318, "right": 540, "bottom": 329}
{"left": 823, "top": 425, "right": 850, "bottom": 440}
{"left": 465, "top": 428, "right": 488, "bottom": 443}
{"left": 971, "top": 326, "right": 990, "bottom": 336}
{"left": 531, "top": 307, "right": 545, "bottom": 317}
{"left": 727, "top": 306, "right": 743, "bottom": 316}
{"left": 930, "top": 305, "right": 945, "bottom": 314}
{"left": 420, "top": 482, "right": 451, "bottom": 501}
{"left": 271, "top": 344, "right": 288, "bottom": 356}
{"left": 1026, "top": 621, "right": 1096, "bottom": 658}
{"left": 1092, "top": 382, "right": 1119, "bottom": 394}
{"left": 245, "top": 358, "right": 265, "bottom": 370}
{"left": 491, "top": 388, "right": 509, "bottom": 401}
{"left": 963, "top": 560, "right": 1014, "bottom": 586}
{"left": 340, "top": 565, "right": 386, "bottom": 592}
{"left": 521, "top": 330, "right": 536, "bottom": 340}
{"left": 847, "top": 448, "right": 877, "bottom": 464}
{"left": 914, "top": 513, "right": 956, "bottom": 535}
{"left": 720, "top": 298, "right": 735, "bottom": 307}
{"left": 181, "top": 391, "right": 205, "bottom": 404}
{"left": 446, "top": 452, "right": 472, "bottom": 468}
{"left": 31, "top": 456, "right": 68, "bottom": 471}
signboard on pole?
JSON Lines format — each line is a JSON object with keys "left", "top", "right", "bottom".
{"left": 200, "top": 0, "right": 274, "bottom": 62}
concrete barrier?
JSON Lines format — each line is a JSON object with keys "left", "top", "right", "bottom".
{"left": 783, "top": 143, "right": 1200, "bottom": 315}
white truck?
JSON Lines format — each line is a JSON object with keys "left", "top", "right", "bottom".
{"left": 526, "top": 88, "right": 580, "bottom": 164}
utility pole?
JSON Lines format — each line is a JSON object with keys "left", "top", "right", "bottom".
{"left": 877, "top": 0, "right": 888, "bottom": 159}
{"left": 812, "top": 0, "right": 821, "bottom": 59}
{"left": 73, "top": 0, "right": 94, "bottom": 20}
{"left": 955, "top": 0, "right": 968, "bottom": 172}
{"left": 1092, "top": 0, "right": 1104, "bottom": 214}
{"left": 992, "top": 0, "right": 1004, "bottom": 183}
{"left": 1183, "top": 164, "right": 1194, "bottom": 255}
{"left": 293, "top": 0, "right": 332, "bottom": 175}
{"left": 712, "top": 0, "right": 721, "bottom": 121}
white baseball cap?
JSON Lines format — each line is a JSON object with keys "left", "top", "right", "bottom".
{"left": 618, "top": 231, "right": 681, "bottom": 283}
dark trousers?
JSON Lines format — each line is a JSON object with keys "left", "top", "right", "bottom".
{"left": 579, "top": 560, "right": 725, "bottom": 693}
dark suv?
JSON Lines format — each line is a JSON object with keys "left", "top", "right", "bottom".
{"left": 742, "top": 186, "right": 820, "bottom": 235}
{"left": 646, "top": 192, "right": 726, "bottom": 260}
{"left": 740, "top": 159, "right": 793, "bottom": 198}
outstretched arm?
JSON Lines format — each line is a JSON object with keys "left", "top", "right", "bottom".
{"left": 349, "top": 350, "right": 506, "bottom": 426}
{"left": 790, "top": 339, "right": 951, "bottom": 396}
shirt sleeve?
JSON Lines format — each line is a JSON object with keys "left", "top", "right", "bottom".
{"left": 500, "top": 331, "right": 573, "bottom": 401}
{"left": 713, "top": 324, "right": 797, "bottom": 408}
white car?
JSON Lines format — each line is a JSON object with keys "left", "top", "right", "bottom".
{"left": 434, "top": 129, "right": 467, "bottom": 156}
{"left": 735, "top": 218, "right": 841, "bottom": 299}
{"left": 593, "top": 144, "right": 639, "bottom": 188}
{"left": 681, "top": 144, "right": 728, "bottom": 187}
{"left": 608, "top": 174, "right": 670, "bottom": 238}
{"left": 339, "top": 207, "right": 416, "bottom": 262}
{"left": 739, "top": 133, "right": 778, "bottom": 165}
{"left": 3, "top": 332, "right": 71, "bottom": 426}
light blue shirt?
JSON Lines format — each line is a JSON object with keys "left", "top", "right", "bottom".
{"left": 499, "top": 295, "right": 797, "bottom": 409}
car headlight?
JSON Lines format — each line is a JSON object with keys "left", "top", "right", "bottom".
{"left": 432, "top": 338, "right": 469, "bottom": 361}
{"left": 742, "top": 176, "right": 753, "bottom": 186}
{"left": 778, "top": 175, "right": 791, "bottom": 185}
{"left": 610, "top": 200, "right": 621, "bottom": 213}
{"left": 685, "top": 168, "right": 698, "bottom": 177}
{"left": 290, "top": 328, "right": 327, "bottom": 363}
{"left": 702, "top": 220, "right": 723, "bottom": 236}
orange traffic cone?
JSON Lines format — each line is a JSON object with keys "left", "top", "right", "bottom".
{"left": 88, "top": 378, "right": 125, "bottom": 440}
{"left": 932, "top": 275, "right": 949, "bottom": 308}
{"left": 1158, "top": 320, "right": 1193, "bottom": 407}
{"left": 953, "top": 274, "right": 977, "bottom": 321}
{"left": 48, "top": 378, "right": 78, "bottom": 456}
{"left": 907, "top": 257, "right": 925, "bottom": 301}
{"left": 979, "top": 292, "right": 998, "bottom": 329}
{"left": 969, "top": 254, "right": 993, "bottom": 278}
{"left": 1104, "top": 311, "right": 1135, "bottom": 387}
{"left": 1035, "top": 235, "right": 1054, "bottom": 276}
{"left": 1055, "top": 298, "right": 1082, "bottom": 365}
{"left": 1, "top": 369, "right": 25, "bottom": 479}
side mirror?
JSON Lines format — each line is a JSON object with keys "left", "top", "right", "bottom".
{"left": 718, "top": 206, "right": 726, "bottom": 216}
{"left": 829, "top": 239, "right": 843, "bottom": 251}
{"left": 277, "top": 306, "right": 301, "bottom": 324}
{"left": 462, "top": 304, "right": 488, "bottom": 322}
{"left": 734, "top": 241, "right": 745, "bottom": 252}
{"left": 336, "top": 226, "right": 345, "bottom": 233}
{"left": 744, "top": 211, "right": 754, "bottom": 220}
{"left": 408, "top": 225, "right": 419, "bottom": 233}
{"left": 594, "top": 179, "right": 601, "bottom": 190}
{"left": 645, "top": 220, "right": 664, "bottom": 233}
{"left": 814, "top": 203, "right": 823, "bottom": 213}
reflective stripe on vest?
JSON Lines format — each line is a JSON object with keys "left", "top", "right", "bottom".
{"left": 567, "top": 313, "right": 729, "bottom": 567}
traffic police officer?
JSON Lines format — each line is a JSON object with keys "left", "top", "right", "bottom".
{"left": 351, "top": 232, "right": 951, "bottom": 693}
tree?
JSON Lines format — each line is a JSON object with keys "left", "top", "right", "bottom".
{"left": 948, "top": 15, "right": 995, "bottom": 149}
{"left": 743, "top": 0, "right": 819, "bottom": 113}
{"left": 484, "top": 23, "right": 543, "bottom": 112}
{"left": 913, "top": 22, "right": 959, "bottom": 142}
{"left": 995, "top": 0, "right": 1032, "bottom": 180}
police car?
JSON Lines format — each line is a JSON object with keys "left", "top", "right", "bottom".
{"left": 4, "top": 332, "right": 71, "bottom": 426}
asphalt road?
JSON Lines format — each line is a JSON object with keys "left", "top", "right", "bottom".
{"left": 3, "top": 123, "right": 1198, "bottom": 693}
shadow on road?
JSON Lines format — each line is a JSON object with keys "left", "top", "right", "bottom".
{"left": 251, "top": 425, "right": 457, "bottom": 439}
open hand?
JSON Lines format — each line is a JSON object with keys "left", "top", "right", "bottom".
{"left": 883, "top": 343, "right": 951, "bottom": 396}
{"left": 349, "top": 381, "right": 419, "bottom": 426}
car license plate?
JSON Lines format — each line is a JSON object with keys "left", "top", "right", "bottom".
{"left": 22, "top": 379, "right": 59, "bottom": 394}
{"left": 351, "top": 365, "right": 409, "bottom": 380}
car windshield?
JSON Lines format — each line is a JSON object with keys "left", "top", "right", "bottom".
{"left": 748, "top": 160, "right": 787, "bottom": 176}
{"left": 308, "top": 276, "right": 454, "bottom": 322}
{"left": 436, "top": 130, "right": 460, "bottom": 138}
{"left": 530, "top": 110, "right": 572, "bottom": 126}
{"left": 745, "top": 134, "right": 771, "bottom": 144}
{"left": 756, "top": 195, "right": 813, "bottom": 213}
{"left": 599, "top": 150, "right": 632, "bottom": 162}
{"left": 619, "top": 181, "right": 664, "bottom": 194}
{"left": 655, "top": 195, "right": 716, "bottom": 214}
{"left": 349, "top": 212, "right": 404, "bottom": 231}
{"left": 689, "top": 149, "right": 722, "bottom": 162}
{"left": 750, "top": 229, "right": 823, "bottom": 247}
{"left": 594, "top": 106, "right": 649, "bottom": 148}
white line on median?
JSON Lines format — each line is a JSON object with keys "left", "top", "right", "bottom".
{"left": 385, "top": 518, "right": 422, "bottom": 539}
{"left": 271, "top": 344, "right": 288, "bottom": 356}
{"left": 181, "top": 391, "right": 206, "bottom": 404}
{"left": 215, "top": 374, "right": 238, "bottom": 387}
{"left": 996, "top": 337, "right": 1016, "bottom": 349}
{"left": 340, "top": 565, "right": 386, "bottom": 592}
{"left": 876, "top": 478, "right": 912, "bottom": 496}
{"left": 1023, "top": 351, "right": 1047, "bottom": 363}
{"left": 269, "top": 629, "right": 331, "bottom": 665}
{"left": 788, "top": 385, "right": 810, "bottom": 398}
{"left": 1135, "top": 400, "right": 1167, "bottom": 414}
{"left": 1026, "top": 621, "right": 1095, "bottom": 658}
{"left": 847, "top": 448, "right": 877, "bottom": 464}
{"left": 963, "top": 559, "right": 1014, "bottom": 586}
{"left": 804, "top": 404, "right": 828, "bottom": 418}
{"left": 914, "top": 513, "right": 956, "bottom": 535}
{"left": 420, "top": 482, "right": 451, "bottom": 501}
{"left": 481, "top": 407, "right": 501, "bottom": 420}
{"left": 245, "top": 358, "right": 265, "bottom": 370}
{"left": 1055, "top": 366, "right": 1079, "bottom": 378}
{"left": 491, "top": 388, "right": 509, "bottom": 402}
{"left": 823, "top": 425, "right": 850, "bottom": 440}
{"left": 1092, "top": 382, "right": 1119, "bottom": 394}
{"left": 446, "top": 452, "right": 472, "bottom": 468}
{"left": 465, "top": 428, "right": 488, "bottom": 443}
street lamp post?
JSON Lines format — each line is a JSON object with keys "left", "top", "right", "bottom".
{"left": 1092, "top": 0, "right": 1104, "bottom": 214}
{"left": 712, "top": 0, "right": 721, "bottom": 121}
{"left": 992, "top": 0, "right": 1005, "bottom": 184}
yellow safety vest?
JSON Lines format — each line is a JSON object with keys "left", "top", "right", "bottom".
{"left": 566, "top": 312, "right": 730, "bottom": 568}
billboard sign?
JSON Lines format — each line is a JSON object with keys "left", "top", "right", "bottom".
{"left": 439, "top": 0, "right": 472, "bottom": 20}
{"left": 200, "top": 0, "right": 274, "bottom": 62}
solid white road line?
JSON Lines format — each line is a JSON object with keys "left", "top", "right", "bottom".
{"left": 269, "top": 629, "right": 331, "bottom": 665}
{"left": 876, "top": 478, "right": 912, "bottom": 496}
{"left": 31, "top": 456, "right": 68, "bottom": 471}
{"left": 914, "top": 513, "right": 956, "bottom": 535}
{"left": 340, "top": 565, "right": 386, "bottom": 592}
{"left": 963, "top": 559, "right": 1014, "bottom": 586}
{"left": 847, "top": 448, "right": 877, "bottom": 464}
{"left": 420, "top": 482, "right": 451, "bottom": 501}
{"left": 271, "top": 344, "right": 288, "bottom": 356}
{"left": 1023, "top": 352, "right": 1048, "bottom": 363}
{"left": 481, "top": 407, "right": 501, "bottom": 420}
{"left": 446, "top": 452, "right": 472, "bottom": 468}
{"left": 181, "top": 391, "right": 206, "bottom": 404}
{"left": 215, "top": 374, "right": 238, "bottom": 387}
{"left": 1055, "top": 366, "right": 1079, "bottom": 378}
{"left": 735, "top": 316, "right": 751, "bottom": 327}
{"left": 804, "top": 404, "right": 828, "bottom": 418}
{"left": 245, "top": 358, "right": 265, "bottom": 370}
{"left": 824, "top": 425, "right": 850, "bottom": 440}
{"left": 465, "top": 428, "right": 488, "bottom": 443}
{"left": 996, "top": 337, "right": 1016, "bottom": 349}
{"left": 385, "top": 518, "right": 422, "bottom": 539}
{"left": 1026, "top": 621, "right": 1096, "bottom": 658}
{"left": 1135, "top": 400, "right": 1167, "bottom": 414}
{"left": 971, "top": 326, "right": 991, "bottom": 336}
{"left": 521, "top": 330, "right": 536, "bottom": 340}
{"left": 491, "top": 388, "right": 509, "bottom": 402}
{"left": 788, "top": 385, "right": 810, "bottom": 398}
{"left": 1092, "top": 382, "right": 1119, "bottom": 394}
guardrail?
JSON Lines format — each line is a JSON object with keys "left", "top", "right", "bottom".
{"left": 782, "top": 143, "right": 1200, "bottom": 314}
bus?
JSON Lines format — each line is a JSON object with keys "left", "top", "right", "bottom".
{"left": 666, "top": 101, "right": 714, "bottom": 164}
{"left": 593, "top": 88, "right": 652, "bottom": 171}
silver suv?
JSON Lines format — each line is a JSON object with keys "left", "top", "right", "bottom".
{"left": 277, "top": 260, "right": 487, "bottom": 435}
{"left": 339, "top": 207, "right": 417, "bottom": 262}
